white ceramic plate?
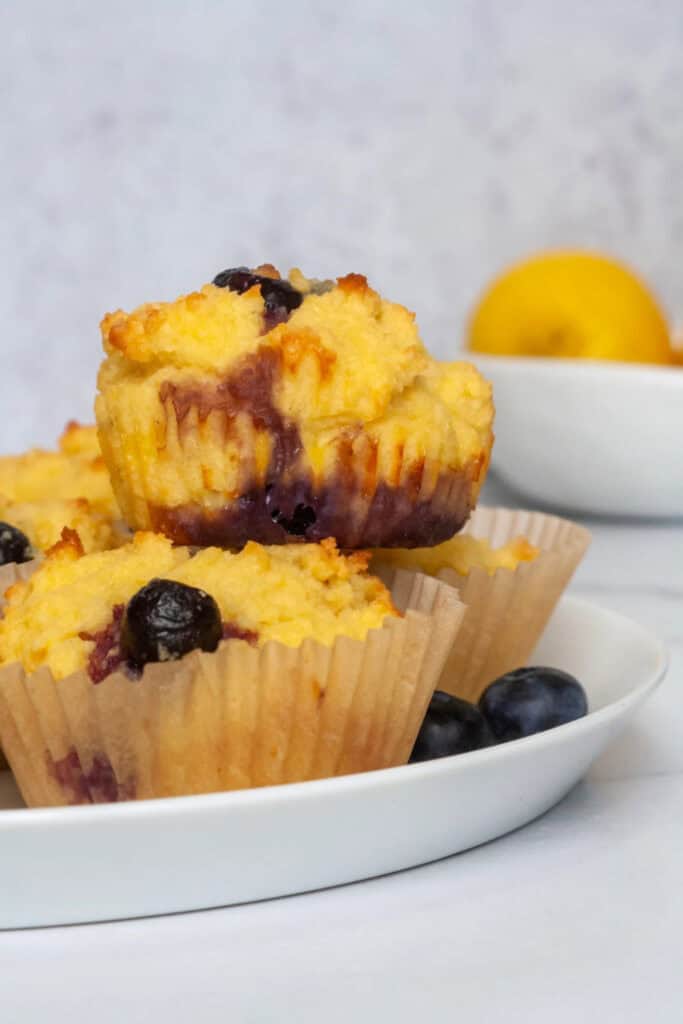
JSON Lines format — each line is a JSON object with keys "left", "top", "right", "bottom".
{"left": 470, "top": 354, "right": 683, "bottom": 518}
{"left": 0, "top": 596, "right": 667, "bottom": 929}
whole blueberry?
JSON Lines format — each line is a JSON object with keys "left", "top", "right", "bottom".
{"left": 479, "top": 667, "right": 588, "bottom": 742}
{"left": 410, "top": 691, "right": 496, "bottom": 762}
{"left": 270, "top": 502, "right": 317, "bottom": 536}
{"left": 259, "top": 277, "right": 303, "bottom": 329}
{"left": 212, "top": 266, "right": 303, "bottom": 330}
{"left": 120, "top": 579, "right": 222, "bottom": 670}
{"left": 212, "top": 266, "right": 258, "bottom": 292}
{"left": 0, "top": 522, "right": 33, "bottom": 566}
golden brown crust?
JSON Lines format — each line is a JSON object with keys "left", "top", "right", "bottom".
{"left": 101, "top": 310, "right": 137, "bottom": 354}
{"left": 337, "top": 272, "right": 370, "bottom": 296}
{"left": 46, "top": 526, "right": 85, "bottom": 560}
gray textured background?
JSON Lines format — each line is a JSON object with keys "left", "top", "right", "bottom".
{"left": 3, "top": 0, "right": 682, "bottom": 452}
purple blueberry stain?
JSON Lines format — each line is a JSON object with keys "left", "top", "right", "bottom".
{"left": 213, "top": 266, "right": 303, "bottom": 332}
{"left": 51, "top": 748, "right": 136, "bottom": 804}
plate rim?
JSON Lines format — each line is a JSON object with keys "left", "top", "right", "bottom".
{"left": 0, "top": 595, "right": 669, "bottom": 830}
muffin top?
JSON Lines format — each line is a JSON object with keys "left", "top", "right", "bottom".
{"left": 0, "top": 422, "right": 117, "bottom": 516}
{"left": 372, "top": 534, "right": 538, "bottom": 577}
{"left": 0, "top": 531, "right": 397, "bottom": 681}
{"left": 98, "top": 267, "right": 493, "bottom": 473}
{"left": 0, "top": 497, "right": 123, "bottom": 559}
{"left": 101, "top": 269, "right": 427, "bottom": 422}
{"left": 0, "top": 423, "right": 122, "bottom": 559}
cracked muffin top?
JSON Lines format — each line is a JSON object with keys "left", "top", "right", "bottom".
{"left": 100, "top": 269, "right": 428, "bottom": 422}
{"left": 0, "top": 531, "right": 397, "bottom": 682}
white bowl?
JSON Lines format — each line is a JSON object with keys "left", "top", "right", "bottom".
{"left": 0, "top": 595, "right": 667, "bottom": 929}
{"left": 470, "top": 355, "right": 683, "bottom": 518}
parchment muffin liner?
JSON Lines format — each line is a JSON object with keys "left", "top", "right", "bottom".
{"left": 374, "top": 507, "right": 591, "bottom": 704}
{"left": 0, "top": 528, "right": 129, "bottom": 769}
{"left": 0, "top": 559, "right": 41, "bottom": 770}
{"left": 0, "top": 571, "right": 465, "bottom": 807}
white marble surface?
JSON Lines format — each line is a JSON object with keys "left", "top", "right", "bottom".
{"left": 3, "top": 0, "right": 683, "bottom": 450}
{"left": 1, "top": 479, "right": 682, "bottom": 1021}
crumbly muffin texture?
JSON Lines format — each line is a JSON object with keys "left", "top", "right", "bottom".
{"left": 0, "top": 423, "right": 122, "bottom": 555}
{"left": 0, "top": 497, "right": 122, "bottom": 557}
{"left": 101, "top": 270, "right": 424, "bottom": 422}
{"left": 96, "top": 268, "right": 494, "bottom": 548}
{"left": 0, "top": 423, "right": 116, "bottom": 514}
{"left": 372, "top": 534, "right": 539, "bottom": 577}
{"left": 0, "top": 531, "right": 397, "bottom": 681}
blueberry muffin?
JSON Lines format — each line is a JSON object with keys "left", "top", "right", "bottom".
{"left": 373, "top": 507, "right": 591, "bottom": 704}
{"left": 0, "top": 423, "right": 122, "bottom": 562}
{"left": 0, "top": 530, "right": 464, "bottom": 804}
{"left": 96, "top": 267, "right": 493, "bottom": 549}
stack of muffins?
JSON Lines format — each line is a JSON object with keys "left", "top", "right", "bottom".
{"left": 0, "top": 266, "right": 589, "bottom": 806}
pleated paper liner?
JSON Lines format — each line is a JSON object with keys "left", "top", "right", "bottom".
{"left": 0, "top": 571, "right": 465, "bottom": 807}
{"left": 374, "top": 507, "right": 591, "bottom": 704}
{"left": 0, "top": 559, "right": 41, "bottom": 770}
{"left": 0, "top": 534, "right": 128, "bottom": 769}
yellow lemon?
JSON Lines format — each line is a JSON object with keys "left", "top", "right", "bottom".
{"left": 467, "top": 250, "right": 673, "bottom": 364}
{"left": 671, "top": 327, "right": 683, "bottom": 365}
